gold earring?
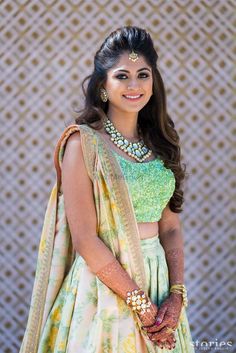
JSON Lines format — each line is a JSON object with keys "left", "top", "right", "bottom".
{"left": 100, "top": 88, "right": 108, "bottom": 102}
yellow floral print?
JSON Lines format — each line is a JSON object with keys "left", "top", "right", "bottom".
{"left": 122, "top": 332, "right": 136, "bottom": 353}
{"left": 51, "top": 307, "right": 61, "bottom": 323}
{"left": 58, "top": 340, "right": 66, "bottom": 350}
{"left": 48, "top": 326, "right": 58, "bottom": 349}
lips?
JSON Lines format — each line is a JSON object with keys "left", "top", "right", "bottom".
{"left": 123, "top": 94, "right": 143, "bottom": 101}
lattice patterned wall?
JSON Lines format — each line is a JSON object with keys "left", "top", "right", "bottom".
{"left": 1, "top": 0, "right": 235, "bottom": 352}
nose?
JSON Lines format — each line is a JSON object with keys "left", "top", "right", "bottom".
{"left": 127, "top": 80, "right": 140, "bottom": 90}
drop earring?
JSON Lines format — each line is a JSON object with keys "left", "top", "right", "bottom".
{"left": 100, "top": 88, "right": 108, "bottom": 102}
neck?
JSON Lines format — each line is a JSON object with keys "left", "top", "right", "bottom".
{"left": 105, "top": 108, "right": 140, "bottom": 141}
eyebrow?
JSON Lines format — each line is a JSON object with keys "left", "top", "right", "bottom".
{"left": 113, "top": 67, "right": 151, "bottom": 73}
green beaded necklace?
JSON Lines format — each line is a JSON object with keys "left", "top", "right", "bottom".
{"left": 103, "top": 118, "right": 153, "bottom": 163}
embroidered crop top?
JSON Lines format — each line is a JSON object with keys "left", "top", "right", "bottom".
{"left": 112, "top": 149, "right": 176, "bottom": 222}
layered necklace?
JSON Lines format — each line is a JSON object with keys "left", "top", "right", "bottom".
{"left": 103, "top": 117, "right": 153, "bottom": 163}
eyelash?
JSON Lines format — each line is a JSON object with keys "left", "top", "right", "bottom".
{"left": 115, "top": 73, "right": 149, "bottom": 80}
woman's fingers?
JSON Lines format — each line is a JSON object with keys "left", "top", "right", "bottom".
{"left": 142, "top": 304, "right": 168, "bottom": 333}
{"left": 163, "top": 336, "right": 176, "bottom": 350}
{"left": 152, "top": 303, "right": 167, "bottom": 327}
{"left": 143, "top": 316, "right": 171, "bottom": 333}
{"left": 152, "top": 337, "right": 176, "bottom": 350}
{"left": 144, "top": 316, "right": 170, "bottom": 333}
{"left": 153, "top": 337, "right": 175, "bottom": 350}
{"left": 147, "top": 327, "right": 167, "bottom": 342}
{"left": 148, "top": 326, "right": 176, "bottom": 342}
{"left": 143, "top": 324, "right": 160, "bottom": 334}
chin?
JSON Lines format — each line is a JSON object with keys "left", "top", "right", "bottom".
{"left": 120, "top": 107, "right": 143, "bottom": 114}
{"left": 119, "top": 103, "right": 147, "bottom": 113}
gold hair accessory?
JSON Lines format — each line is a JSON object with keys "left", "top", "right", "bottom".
{"left": 100, "top": 88, "right": 108, "bottom": 102}
{"left": 129, "top": 50, "right": 139, "bottom": 62}
{"left": 126, "top": 289, "right": 152, "bottom": 315}
{"left": 170, "top": 284, "right": 188, "bottom": 307}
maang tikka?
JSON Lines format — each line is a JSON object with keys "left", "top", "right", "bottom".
{"left": 129, "top": 50, "right": 139, "bottom": 62}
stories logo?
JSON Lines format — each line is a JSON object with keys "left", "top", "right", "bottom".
{"left": 190, "top": 338, "right": 233, "bottom": 351}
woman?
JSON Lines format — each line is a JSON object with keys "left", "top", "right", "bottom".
{"left": 20, "top": 26, "right": 195, "bottom": 352}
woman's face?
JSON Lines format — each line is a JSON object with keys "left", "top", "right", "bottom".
{"left": 103, "top": 52, "right": 153, "bottom": 114}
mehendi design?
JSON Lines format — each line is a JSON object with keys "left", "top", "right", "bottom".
{"left": 96, "top": 259, "right": 158, "bottom": 325}
{"left": 165, "top": 247, "right": 184, "bottom": 286}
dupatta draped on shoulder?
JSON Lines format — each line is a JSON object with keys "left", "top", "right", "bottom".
{"left": 20, "top": 123, "right": 158, "bottom": 353}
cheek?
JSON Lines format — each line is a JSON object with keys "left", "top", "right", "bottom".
{"left": 108, "top": 83, "right": 124, "bottom": 101}
{"left": 106, "top": 83, "right": 124, "bottom": 99}
{"left": 144, "top": 79, "right": 153, "bottom": 91}
{"left": 106, "top": 79, "right": 122, "bottom": 90}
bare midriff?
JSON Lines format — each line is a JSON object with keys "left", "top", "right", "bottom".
{"left": 137, "top": 221, "right": 159, "bottom": 240}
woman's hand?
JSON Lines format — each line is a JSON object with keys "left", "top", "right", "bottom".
{"left": 142, "top": 293, "right": 182, "bottom": 347}
{"left": 137, "top": 301, "right": 176, "bottom": 350}
{"left": 137, "top": 301, "right": 159, "bottom": 327}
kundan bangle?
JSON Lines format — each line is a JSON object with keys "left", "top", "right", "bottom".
{"left": 170, "top": 284, "right": 188, "bottom": 307}
{"left": 126, "top": 289, "right": 152, "bottom": 315}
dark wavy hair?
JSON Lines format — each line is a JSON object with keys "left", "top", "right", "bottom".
{"left": 74, "top": 25, "right": 187, "bottom": 214}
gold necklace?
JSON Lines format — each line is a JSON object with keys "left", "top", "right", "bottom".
{"left": 103, "top": 118, "right": 152, "bottom": 163}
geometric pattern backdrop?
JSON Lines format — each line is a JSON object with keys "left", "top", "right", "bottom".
{"left": 0, "top": 1, "right": 235, "bottom": 352}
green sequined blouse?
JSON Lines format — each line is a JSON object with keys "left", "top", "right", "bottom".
{"left": 112, "top": 149, "right": 176, "bottom": 222}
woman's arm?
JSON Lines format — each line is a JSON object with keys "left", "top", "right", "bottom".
{"left": 158, "top": 204, "right": 185, "bottom": 288}
{"left": 61, "top": 132, "right": 157, "bottom": 324}
{"left": 141, "top": 204, "right": 185, "bottom": 342}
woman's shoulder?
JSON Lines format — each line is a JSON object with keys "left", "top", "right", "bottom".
{"left": 63, "top": 123, "right": 99, "bottom": 147}
{"left": 55, "top": 123, "right": 96, "bottom": 161}
{"left": 77, "top": 122, "right": 101, "bottom": 138}
{"left": 64, "top": 130, "right": 81, "bottom": 146}
{"left": 59, "top": 123, "right": 98, "bottom": 143}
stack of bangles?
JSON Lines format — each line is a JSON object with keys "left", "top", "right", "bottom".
{"left": 170, "top": 284, "right": 188, "bottom": 307}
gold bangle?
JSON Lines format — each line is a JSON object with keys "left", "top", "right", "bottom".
{"left": 126, "top": 289, "right": 152, "bottom": 315}
{"left": 170, "top": 284, "right": 188, "bottom": 307}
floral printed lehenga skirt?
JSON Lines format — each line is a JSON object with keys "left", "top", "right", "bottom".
{"left": 37, "top": 233, "right": 194, "bottom": 353}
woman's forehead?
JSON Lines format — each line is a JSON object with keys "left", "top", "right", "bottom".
{"left": 109, "top": 53, "right": 151, "bottom": 73}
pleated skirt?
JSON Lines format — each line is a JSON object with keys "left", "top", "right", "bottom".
{"left": 37, "top": 235, "right": 195, "bottom": 353}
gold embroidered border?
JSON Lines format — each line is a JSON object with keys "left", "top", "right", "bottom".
{"left": 21, "top": 125, "right": 84, "bottom": 353}
{"left": 81, "top": 124, "right": 148, "bottom": 293}
{"left": 22, "top": 184, "right": 58, "bottom": 353}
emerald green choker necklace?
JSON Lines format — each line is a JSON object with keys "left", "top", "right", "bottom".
{"left": 103, "top": 118, "right": 153, "bottom": 163}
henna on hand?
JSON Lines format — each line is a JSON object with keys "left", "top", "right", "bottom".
{"left": 137, "top": 301, "right": 158, "bottom": 327}
{"left": 143, "top": 294, "right": 182, "bottom": 333}
{"left": 142, "top": 293, "right": 182, "bottom": 348}
{"left": 165, "top": 247, "right": 185, "bottom": 286}
{"left": 151, "top": 333, "right": 176, "bottom": 350}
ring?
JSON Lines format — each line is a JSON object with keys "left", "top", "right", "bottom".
{"left": 155, "top": 319, "right": 161, "bottom": 326}
{"left": 166, "top": 327, "right": 175, "bottom": 334}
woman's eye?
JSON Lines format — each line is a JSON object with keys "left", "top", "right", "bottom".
{"left": 116, "top": 74, "right": 127, "bottom": 80}
{"left": 115, "top": 73, "right": 149, "bottom": 80}
{"left": 139, "top": 73, "right": 149, "bottom": 78}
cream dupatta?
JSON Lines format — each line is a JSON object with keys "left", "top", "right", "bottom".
{"left": 20, "top": 123, "right": 157, "bottom": 353}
